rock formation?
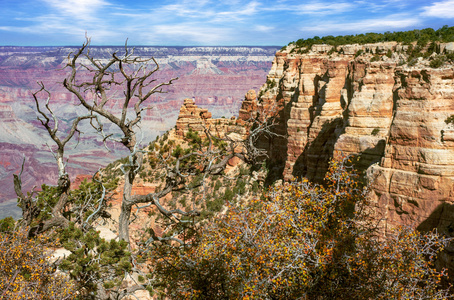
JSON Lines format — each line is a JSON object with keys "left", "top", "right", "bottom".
{"left": 257, "top": 42, "right": 454, "bottom": 234}
{"left": 238, "top": 89, "right": 258, "bottom": 121}
{"left": 368, "top": 67, "right": 454, "bottom": 233}
{"left": 175, "top": 97, "right": 248, "bottom": 139}
{"left": 175, "top": 98, "right": 212, "bottom": 137}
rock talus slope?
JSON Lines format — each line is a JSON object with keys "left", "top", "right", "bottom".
{"left": 258, "top": 43, "right": 454, "bottom": 232}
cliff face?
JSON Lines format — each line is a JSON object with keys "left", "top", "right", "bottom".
{"left": 260, "top": 43, "right": 454, "bottom": 232}
{"left": 369, "top": 67, "right": 454, "bottom": 233}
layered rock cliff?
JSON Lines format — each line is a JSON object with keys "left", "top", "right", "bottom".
{"left": 257, "top": 42, "right": 454, "bottom": 233}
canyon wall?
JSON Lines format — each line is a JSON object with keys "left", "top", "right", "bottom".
{"left": 258, "top": 42, "right": 454, "bottom": 234}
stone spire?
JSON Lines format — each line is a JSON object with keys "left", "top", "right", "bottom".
{"left": 238, "top": 89, "right": 258, "bottom": 121}
{"left": 175, "top": 98, "right": 212, "bottom": 137}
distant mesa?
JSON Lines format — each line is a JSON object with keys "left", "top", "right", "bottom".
{"left": 189, "top": 57, "right": 224, "bottom": 75}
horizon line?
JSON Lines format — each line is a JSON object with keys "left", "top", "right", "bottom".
{"left": 0, "top": 45, "right": 283, "bottom": 48}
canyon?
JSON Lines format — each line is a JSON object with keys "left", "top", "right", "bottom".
{"left": 4, "top": 40, "right": 454, "bottom": 243}
{"left": 0, "top": 45, "right": 279, "bottom": 215}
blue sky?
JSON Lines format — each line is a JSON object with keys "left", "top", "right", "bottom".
{"left": 0, "top": 0, "right": 453, "bottom": 46}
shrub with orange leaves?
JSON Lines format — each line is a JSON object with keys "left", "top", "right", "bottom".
{"left": 0, "top": 226, "right": 76, "bottom": 299}
{"left": 151, "top": 157, "right": 452, "bottom": 299}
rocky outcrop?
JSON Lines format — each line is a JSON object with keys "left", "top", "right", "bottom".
{"left": 238, "top": 89, "right": 258, "bottom": 121}
{"left": 175, "top": 98, "right": 212, "bottom": 137}
{"left": 175, "top": 97, "right": 249, "bottom": 139}
{"left": 258, "top": 43, "right": 454, "bottom": 233}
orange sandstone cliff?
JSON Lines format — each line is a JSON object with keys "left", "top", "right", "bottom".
{"left": 257, "top": 42, "right": 454, "bottom": 234}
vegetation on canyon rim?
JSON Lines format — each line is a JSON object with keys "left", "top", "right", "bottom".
{"left": 2, "top": 26, "right": 454, "bottom": 298}
{"left": 288, "top": 25, "right": 454, "bottom": 50}
{"left": 286, "top": 25, "right": 454, "bottom": 68}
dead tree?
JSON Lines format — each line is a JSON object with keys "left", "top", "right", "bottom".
{"left": 13, "top": 83, "right": 99, "bottom": 235}
{"left": 134, "top": 117, "right": 280, "bottom": 251}
{"left": 60, "top": 37, "right": 180, "bottom": 242}
{"left": 59, "top": 37, "right": 281, "bottom": 244}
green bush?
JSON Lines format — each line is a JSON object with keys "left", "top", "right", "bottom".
{"left": 371, "top": 54, "right": 381, "bottom": 62}
{"left": 186, "top": 128, "right": 202, "bottom": 148}
{"left": 0, "top": 217, "right": 15, "bottom": 232}
{"left": 223, "top": 189, "right": 234, "bottom": 201}
{"left": 58, "top": 223, "right": 131, "bottom": 296}
{"left": 172, "top": 144, "right": 183, "bottom": 158}
{"left": 445, "top": 115, "right": 454, "bottom": 125}
{"left": 386, "top": 49, "right": 392, "bottom": 58}
{"left": 266, "top": 79, "right": 276, "bottom": 89}
{"left": 430, "top": 56, "right": 445, "bottom": 68}
{"left": 371, "top": 128, "right": 380, "bottom": 136}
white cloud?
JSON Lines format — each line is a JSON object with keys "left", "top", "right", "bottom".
{"left": 10, "top": 0, "right": 118, "bottom": 43}
{"left": 0, "top": 26, "right": 34, "bottom": 33}
{"left": 42, "top": 0, "right": 109, "bottom": 13}
{"left": 1, "top": 15, "right": 85, "bottom": 35}
{"left": 255, "top": 25, "right": 274, "bottom": 32}
{"left": 158, "top": 1, "right": 260, "bottom": 23}
{"left": 301, "top": 15, "right": 420, "bottom": 33}
{"left": 160, "top": 4, "right": 213, "bottom": 18}
{"left": 295, "top": 2, "right": 354, "bottom": 15}
{"left": 145, "top": 24, "right": 235, "bottom": 45}
{"left": 353, "top": 0, "right": 410, "bottom": 12}
{"left": 238, "top": 1, "right": 260, "bottom": 15}
{"left": 262, "top": 1, "right": 353, "bottom": 15}
{"left": 422, "top": 0, "right": 454, "bottom": 18}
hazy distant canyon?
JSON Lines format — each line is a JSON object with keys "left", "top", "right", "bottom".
{"left": 0, "top": 46, "right": 279, "bottom": 211}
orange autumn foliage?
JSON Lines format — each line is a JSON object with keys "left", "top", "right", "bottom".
{"left": 152, "top": 157, "right": 451, "bottom": 299}
{"left": 0, "top": 227, "right": 76, "bottom": 299}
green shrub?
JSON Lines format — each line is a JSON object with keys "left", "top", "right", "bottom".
{"left": 445, "top": 115, "right": 454, "bottom": 125}
{"left": 386, "top": 49, "right": 392, "bottom": 58}
{"left": 266, "top": 79, "right": 276, "bottom": 89}
{"left": 171, "top": 144, "right": 183, "bottom": 158}
{"left": 0, "top": 217, "right": 15, "bottom": 232}
{"left": 223, "top": 189, "right": 234, "bottom": 201}
{"left": 371, "top": 54, "right": 381, "bottom": 62}
{"left": 186, "top": 128, "right": 202, "bottom": 148}
{"left": 355, "top": 50, "right": 364, "bottom": 58}
{"left": 371, "top": 128, "right": 380, "bottom": 136}
{"left": 430, "top": 56, "right": 445, "bottom": 68}
{"left": 58, "top": 223, "right": 132, "bottom": 296}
